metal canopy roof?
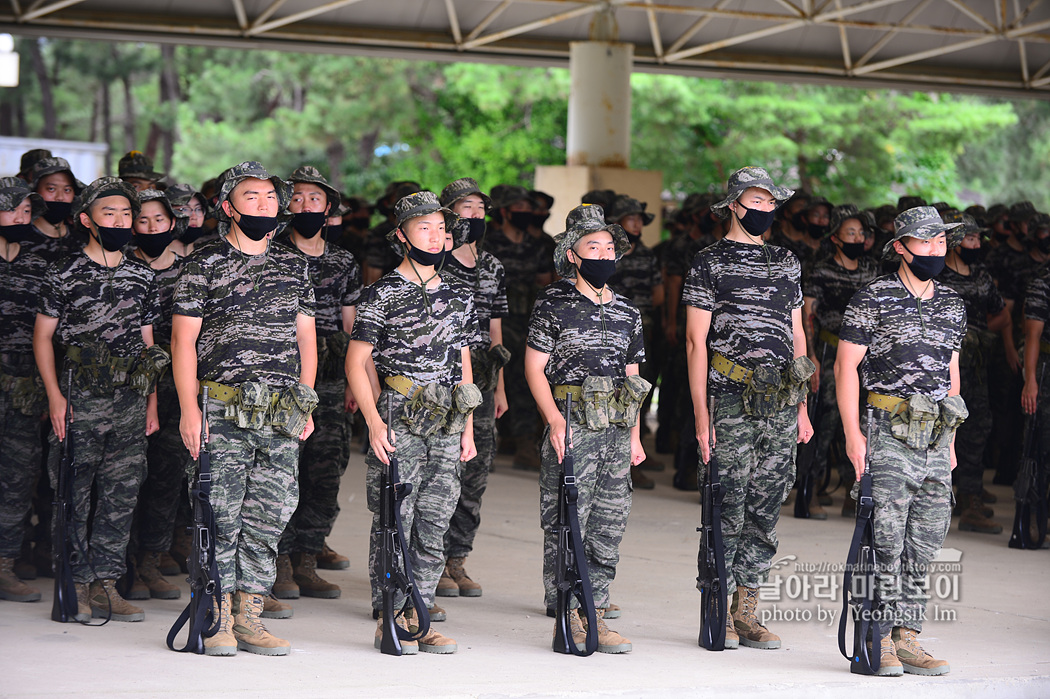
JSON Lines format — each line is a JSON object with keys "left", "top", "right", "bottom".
{"left": 2, "top": 0, "right": 1049, "bottom": 99}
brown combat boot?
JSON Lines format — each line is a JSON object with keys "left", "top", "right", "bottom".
{"left": 204, "top": 592, "right": 237, "bottom": 656}
{"left": 292, "top": 552, "right": 341, "bottom": 598}
{"left": 602, "top": 602, "right": 621, "bottom": 619}
{"left": 408, "top": 608, "right": 457, "bottom": 654}
{"left": 589, "top": 607, "right": 631, "bottom": 653}
{"left": 156, "top": 551, "right": 181, "bottom": 576}
{"left": 233, "top": 590, "right": 291, "bottom": 655}
{"left": 261, "top": 593, "right": 293, "bottom": 619}
{"left": 14, "top": 541, "right": 36, "bottom": 580}
{"left": 89, "top": 578, "right": 145, "bottom": 622}
{"left": 125, "top": 566, "right": 150, "bottom": 601}
{"left": 170, "top": 526, "right": 190, "bottom": 574}
{"left": 958, "top": 494, "right": 1003, "bottom": 534}
{"left": 871, "top": 633, "right": 904, "bottom": 676}
{"left": 272, "top": 554, "right": 299, "bottom": 599}
{"left": 428, "top": 603, "right": 446, "bottom": 622}
{"left": 74, "top": 581, "right": 91, "bottom": 622}
{"left": 374, "top": 612, "right": 418, "bottom": 654}
{"left": 138, "top": 551, "right": 181, "bottom": 599}
{"left": 436, "top": 564, "right": 459, "bottom": 597}
{"left": 724, "top": 595, "right": 739, "bottom": 649}
{"left": 731, "top": 586, "right": 781, "bottom": 649}
{"left": 893, "top": 627, "right": 950, "bottom": 675}
{"left": 0, "top": 557, "right": 41, "bottom": 602}
{"left": 552, "top": 608, "right": 588, "bottom": 651}
{"left": 315, "top": 542, "right": 350, "bottom": 570}
{"left": 446, "top": 556, "right": 482, "bottom": 597}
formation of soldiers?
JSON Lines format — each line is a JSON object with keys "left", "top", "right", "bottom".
{"left": 0, "top": 146, "right": 1045, "bottom": 673}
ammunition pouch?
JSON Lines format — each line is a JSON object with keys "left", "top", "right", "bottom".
{"left": 609, "top": 375, "right": 653, "bottom": 428}
{"left": 931, "top": 395, "right": 968, "bottom": 449}
{"left": 959, "top": 329, "right": 984, "bottom": 379}
{"left": 778, "top": 356, "right": 816, "bottom": 408}
{"left": 65, "top": 343, "right": 138, "bottom": 396}
{"left": 904, "top": 395, "right": 940, "bottom": 450}
{"left": 471, "top": 344, "right": 511, "bottom": 393}
{"left": 224, "top": 381, "right": 274, "bottom": 431}
{"left": 401, "top": 382, "right": 452, "bottom": 438}
{"left": 2, "top": 373, "right": 47, "bottom": 417}
{"left": 272, "top": 383, "right": 320, "bottom": 438}
{"left": 129, "top": 345, "right": 172, "bottom": 397}
{"left": 742, "top": 365, "right": 783, "bottom": 417}
{"left": 582, "top": 376, "right": 615, "bottom": 430}
{"left": 445, "top": 383, "right": 483, "bottom": 434}
{"left": 317, "top": 331, "right": 351, "bottom": 381}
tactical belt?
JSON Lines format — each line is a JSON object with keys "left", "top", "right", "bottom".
{"left": 867, "top": 391, "right": 905, "bottom": 414}
{"left": 552, "top": 384, "right": 582, "bottom": 402}
{"left": 819, "top": 330, "right": 840, "bottom": 348}
{"left": 384, "top": 375, "right": 422, "bottom": 401}
{"left": 711, "top": 352, "right": 753, "bottom": 384}
{"left": 65, "top": 345, "right": 137, "bottom": 372}
{"left": 198, "top": 380, "right": 239, "bottom": 404}
{"left": 1041, "top": 341, "right": 1050, "bottom": 355}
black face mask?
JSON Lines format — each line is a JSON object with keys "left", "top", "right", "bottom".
{"left": 575, "top": 257, "right": 617, "bottom": 289}
{"left": 531, "top": 212, "right": 550, "bottom": 229}
{"left": 181, "top": 226, "right": 206, "bottom": 245}
{"left": 230, "top": 204, "right": 277, "bottom": 241}
{"left": 791, "top": 212, "right": 808, "bottom": 232}
{"left": 903, "top": 244, "right": 946, "bottom": 282}
{"left": 837, "top": 240, "right": 865, "bottom": 260}
{"left": 958, "top": 246, "right": 982, "bottom": 265}
{"left": 326, "top": 223, "right": 343, "bottom": 239}
{"left": 292, "top": 211, "right": 326, "bottom": 239}
{"left": 465, "top": 218, "right": 487, "bottom": 244}
{"left": 807, "top": 223, "right": 830, "bottom": 239}
{"left": 1038, "top": 237, "right": 1050, "bottom": 255}
{"left": 508, "top": 211, "right": 532, "bottom": 231}
{"left": 735, "top": 203, "right": 775, "bottom": 238}
{"left": 625, "top": 232, "right": 641, "bottom": 246}
{"left": 43, "top": 200, "right": 73, "bottom": 225}
{"left": 0, "top": 223, "right": 35, "bottom": 244}
{"left": 135, "top": 231, "right": 172, "bottom": 258}
{"left": 399, "top": 230, "right": 445, "bottom": 268}
{"left": 91, "top": 222, "right": 133, "bottom": 252}
{"left": 993, "top": 231, "right": 1010, "bottom": 243}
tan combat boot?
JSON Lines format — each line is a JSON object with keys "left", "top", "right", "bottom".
{"left": 125, "top": 566, "right": 150, "bottom": 600}
{"left": 74, "top": 581, "right": 91, "bottom": 622}
{"left": 272, "top": 554, "right": 299, "bottom": 599}
{"left": 292, "top": 552, "right": 341, "bottom": 598}
{"left": 731, "top": 586, "right": 781, "bottom": 649}
{"left": 374, "top": 612, "right": 419, "bottom": 654}
{"left": 232, "top": 590, "right": 291, "bottom": 655}
{"left": 169, "top": 526, "right": 190, "bottom": 574}
{"left": 408, "top": 607, "right": 457, "bottom": 654}
{"left": 261, "top": 593, "right": 293, "bottom": 619}
{"left": 89, "top": 578, "right": 145, "bottom": 622}
{"left": 436, "top": 563, "right": 460, "bottom": 597}
{"left": 446, "top": 556, "right": 482, "bottom": 597}
{"left": 602, "top": 602, "right": 621, "bottom": 619}
{"left": 204, "top": 592, "right": 237, "bottom": 656}
{"left": 138, "top": 551, "right": 181, "bottom": 600}
{"left": 156, "top": 551, "right": 181, "bottom": 576}
{"left": 316, "top": 542, "right": 350, "bottom": 570}
{"left": 428, "top": 603, "right": 446, "bottom": 622}
{"left": 724, "top": 595, "right": 739, "bottom": 649}
{"left": 893, "top": 627, "right": 950, "bottom": 675}
{"left": 0, "top": 557, "right": 41, "bottom": 602}
{"left": 871, "top": 633, "right": 904, "bottom": 676}
{"left": 958, "top": 494, "right": 1003, "bottom": 534}
{"left": 590, "top": 607, "right": 631, "bottom": 654}
{"left": 552, "top": 608, "right": 589, "bottom": 651}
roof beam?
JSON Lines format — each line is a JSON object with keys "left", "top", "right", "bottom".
{"left": 7, "top": 0, "right": 19, "bottom": 16}
{"left": 230, "top": 0, "right": 247, "bottom": 31}
{"left": 835, "top": 0, "right": 852, "bottom": 71}
{"left": 460, "top": 5, "right": 599, "bottom": 50}
{"left": 852, "top": 34, "right": 999, "bottom": 74}
{"left": 663, "top": 19, "right": 808, "bottom": 62}
{"left": 19, "top": 0, "right": 83, "bottom": 22}
{"left": 465, "top": 0, "right": 511, "bottom": 42}
{"left": 444, "top": 0, "right": 462, "bottom": 45}
{"left": 644, "top": 0, "right": 663, "bottom": 59}
{"left": 250, "top": 0, "right": 289, "bottom": 31}
{"left": 247, "top": 0, "right": 365, "bottom": 36}
{"left": 940, "top": 0, "right": 996, "bottom": 31}
{"left": 854, "top": 0, "right": 934, "bottom": 68}
{"left": 665, "top": 0, "right": 731, "bottom": 55}
{"left": 1009, "top": 0, "right": 1045, "bottom": 29}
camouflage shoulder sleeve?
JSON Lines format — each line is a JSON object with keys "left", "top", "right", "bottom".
{"left": 459, "top": 286, "right": 483, "bottom": 348}
{"left": 37, "top": 256, "right": 68, "bottom": 319}
{"left": 680, "top": 245, "right": 715, "bottom": 311}
{"left": 349, "top": 281, "right": 384, "bottom": 346}
{"left": 490, "top": 253, "right": 509, "bottom": 319}
{"left": 338, "top": 248, "right": 363, "bottom": 308}
{"left": 978, "top": 269, "right": 1005, "bottom": 317}
{"left": 626, "top": 301, "right": 645, "bottom": 365}
{"left": 838, "top": 279, "right": 882, "bottom": 347}
{"left": 281, "top": 248, "right": 316, "bottom": 318}
{"left": 1025, "top": 272, "right": 1050, "bottom": 324}
{"left": 171, "top": 257, "right": 208, "bottom": 319}
{"left": 526, "top": 286, "right": 560, "bottom": 354}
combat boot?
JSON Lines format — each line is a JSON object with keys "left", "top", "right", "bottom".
{"left": 204, "top": 592, "right": 237, "bottom": 656}
{"left": 74, "top": 581, "right": 91, "bottom": 622}
{"left": 89, "top": 578, "right": 145, "bottom": 622}
{"left": 408, "top": 608, "right": 457, "bottom": 654}
{"left": 374, "top": 612, "right": 418, "bottom": 654}
{"left": 124, "top": 567, "right": 150, "bottom": 600}
{"left": 272, "top": 553, "right": 299, "bottom": 599}
{"left": 232, "top": 590, "right": 291, "bottom": 655}
{"left": 808, "top": 499, "right": 828, "bottom": 520}
{"left": 893, "top": 627, "right": 950, "bottom": 675}
{"left": 14, "top": 541, "right": 36, "bottom": 580}
{"left": 731, "top": 586, "right": 781, "bottom": 649}
{"left": 552, "top": 608, "right": 588, "bottom": 651}
{"left": 958, "top": 495, "right": 1002, "bottom": 534}
{"left": 292, "top": 552, "right": 340, "bottom": 598}
{"left": 0, "top": 557, "right": 41, "bottom": 602}
{"left": 445, "top": 556, "right": 482, "bottom": 597}
{"left": 157, "top": 551, "right": 181, "bottom": 576}
{"left": 170, "top": 525, "right": 191, "bottom": 574}
{"left": 316, "top": 542, "right": 350, "bottom": 570}
{"left": 723, "top": 595, "right": 739, "bottom": 649}
{"left": 870, "top": 633, "right": 904, "bottom": 676}
{"left": 428, "top": 603, "right": 446, "bottom": 622}
{"left": 602, "top": 602, "right": 621, "bottom": 619}
{"left": 589, "top": 607, "right": 631, "bottom": 654}
{"left": 261, "top": 593, "right": 293, "bottom": 619}
{"left": 630, "top": 465, "right": 655, "bottom": 490}
{"left": 138, "top": 551, "right": 181, "bottom": 599}
{"left": 436, "top": 563, "right": 459, "bottom": 597}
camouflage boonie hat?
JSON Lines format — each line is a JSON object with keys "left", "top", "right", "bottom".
{"left": 581, "top": 189, "right": 617, "bottom": 211}
{"left": 29, "top": 157, "right": 84, "bottom": 194}
{"left": 552, "top": 204, "right": 630, "bottom": 279}
{"left": 896, "top": 195, "right": 927, "bottom": 213}
{"left": 165, "top": 183, "right": 212, "bottom": 218}
{"left": 681, "top": 192, "right": 717, "bottom": 215}
{"left": 931, "top": 201, "right": 952, "bottom": 213}
{"left": 1030, "top": 212, "right": 1050, "bottom": 233}
{"left": 490, "top": 184, "right": 531, "bottom": 210}
{"left": 828, "top": 204, "right": 867, "bottom": 237}
{"left": 530, "top": 189, "right": 554, "bottom": 210}
{"left": 286, "top": 165, "right": 340, "bottom": 210}
{"left": 804, "top": 196, "right": 833, "bottom": 214}
{"left": 214, "top": 161, "right": 291, "bottom": 225}
{"left": 375, "top": 180, "right": 421, "bottom": 211}
{"left": 118, "top": 150, "right": 163, "bottom": 182}
{"left": 987, "top": 203, "right": 1008, "bottom": 222}
{"left": 138, "top": 188, "right": 188, "bottom": 239}
{"left": 941, "top": 211, "right": 980, "bottom": 248}
{"left": 883, "top": 205, "right": 961, "bottom": 256}
{"left": 19, "top": 148, "right": 52, "bottom": 178}
{"left": 0, "top": 176, "right": 46, "bottom": 218}
{"left": 1010, "top": 200, "right": 1037, "bottom": 223}
{"left": 711, "top": 167, "right": 794, "bottom": 220}
{"left": 73, "top": 177, "right": 140, "bottom": 227}
{"left": 606, "top": 194, "right": 654, "bottom": 226}
{"left": 440, "top": 177, "right": 491, "bottom": 209}
{"left": 874, "top": 204, "right": 897, "bottom": 228}
{"left": 386, "top": 190, "right": 458, "bottom": 252}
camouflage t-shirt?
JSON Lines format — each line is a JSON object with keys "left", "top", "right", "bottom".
{"left": 21, "top": 225, "right": 84, "bottom": 264}
{"left": 1023, "top": 269, "right": 1050, "bottom": 345}
{"left": 38, "top": 250, "right": 159, "bottom": 358}
{"left": 0, "top": 247, "right": 50, "bottom": 368}
{"left": 839, "top": 274, "right": 966, "bottom": 401}
{"left": 482, "top": 227, "right": 552, "bottom": 316}
{"left": 280, "top": 241, "right": 363, "bottom": 338}
{"left": 682, "top": 238, "right": 803, "bottom": 393}
{"left": 803, "top": 255, "right": 879, "bottom": 337}
{"left": 663, "top": 232, "right": 712, "bottom": 280}
{"left": 527, "top": 279, "right": 645, "bottom": 386}
{"left": 172, "top": 237, "right": 316, "bottom": 389}
{"left": 609, "top": 242, "right": 663, "bottom": 318}
{"left": 936, "top": 264, "right": 1004, "bottom": 334}
{"left": 985, "top": 243, "right": 1030, "bottom": 302}
{"left": 351, "top": 270, "right": 481, "bottom": 386}
{"left": 129, "top": 252, "right": 184, "bottom": 348}
{"left": 440, "top": 250, "right": 508, "bottom": 348}
{"left": 770, "top": 227, "right": 817, "bottom": 270}
{"left": 363, "top": 221, "right": 402, "bottom": 277}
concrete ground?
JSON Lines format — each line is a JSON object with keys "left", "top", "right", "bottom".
{"left": 1, "top": 436, "right": 1048, "bottom": 699}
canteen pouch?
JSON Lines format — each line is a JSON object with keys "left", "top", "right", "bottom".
{"left": 931, "top": 395, "right": 968, "bottom": 449}
{"left": 610, "top": 375, "right": 653, "bottom": 428}
{"left": 226, "top": 381, "right": 272, "bottom": 430}
{"left": 401, "top": 382, "right": 451, "bottom": 437}
{"left": 129, "top": 345, "right": 172, "bottom": 397}
{"left": 905, "top": 395, "right": 940, "bottom": 450}
{"left": 582, "top": 376, "right": 615, "bottom": 430}
{"left": 445, "top": 383, "right": 483, "bottom": 434}
{"left": 272, "top": 383, "right": 320, "bottom": 438}
{"left": 742, "top": 365, "right": 782, "bottom": 417}
{"left": 472, "top": 344, "right": 511, "bottom": 393}
{"left": 779, "top": 356, "right": 816, "bottom": 407}
{"left": 11, "top": 375, "right": 46, "bottom": 417}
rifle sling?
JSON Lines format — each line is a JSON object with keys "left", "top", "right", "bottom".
{"left": 838, "top": 474, "right": 880, "bottom": 671}
{"left": 560, "top": 449, "right": 599, "bottom": 657}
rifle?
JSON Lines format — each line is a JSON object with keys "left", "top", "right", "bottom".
{"left": 375, "top": 400, "right": 430, "bottom": 656}
{"left": 51, "top": 368, "right": 79, "bottom": 623}
{"left": 167, "top": 386, "right": 221, "bottom": 653}
{"left": 795, "top": 344, "right": 827, "bottom": 519}
{"left": 838, "top": 406, "right": 880, "bottom": 675}
{"left": 1010, "top": 365, "right": 1048, "bottom": 550}
{"left": 552, "top": 394, "right": 598, "bottom": 656}
{"left": 697, "top": 395, "right": 728, "bottom": 651}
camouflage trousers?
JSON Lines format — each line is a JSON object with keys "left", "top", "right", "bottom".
{"left": 203, "top": 398, "right": 300, "bottom": 595}
{"left": 953, "top": 356, "right": 991, "bottom": 497}
{"left": 498, "top": 313, "right": 539, "bottom": 440}
{"left": 279, "top": 376, "right": 352, "bottom": 555}
{"left": 367, "top": 389, "right": 461, "bottom": 611}
{"left": 858, "top": 412, "right": 951, "bottom": 634}
{"left": 813, "top": 341, "right": 846, "bottom": 482}
{"left": 138, "top": 374, "right": 191, "bottom": 552}
{"left": 47, "top": 387, "right": 147, "bottom": 583}
{"left": 707, "top": 393, "right": 796, "bottom": 593}
{"left": 445, "top": 388, "right": 495, "bottom": 559}
{"left": 539, "top": 419, "right": 632, "bottom": 610}
{"left": 0, "top": 388, "right": 44, "bottom": 557}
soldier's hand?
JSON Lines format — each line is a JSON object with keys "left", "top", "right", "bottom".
{"left": 145, "top": 398, "right": 160, "bottom": 436}
{"left": 696, "top": 406, "right": 713, "bottom": 464}
{"left": 181, "top": 407, "right": 204, "bottom": 460}
{"left": 460, "top": 425, "right": 477, "bottom": 462}
{"left": 630, "top": 435, "right": 646, "bottom": 466}
{"left": 369, "top": 418, "right": 395, "bottom": 465}
{"left": 299, "top": 414, "right": 315, "bottom": 441}
{"left": 549, "top": 414, "right": 569, "bottom": 464}
{"left": 845, "top": 431, "right": 866, "bottom": 480}
{"left": 494, "top": 388, "right": 508, "bottom": 419}
{"left": 49, "top": 394, "right": 68, "bottom": 442}
{"left": 1006, "top": 346, "right": 1022, "bottom": 373}
{"left": 1022, "top": 377, "right": 1039, "bottom": 415}
{"left": 796, "top": 402, "right": 814, "bottom": 444}
{"left": 344, "top": 384, "right": 358, "bottom": 413}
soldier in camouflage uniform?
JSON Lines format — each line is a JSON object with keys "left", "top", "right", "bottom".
{"left": 525, "top": 203, "right": 646, "bottom": 654}
{"left": 166, "top": 183, "right": 216, "bottom": 253}
{"left": 683, "top": 167, "right": 814, "bottom": 650}
{"left": 171, "top": 161, "right": 318, "bottom": 656}
{"left": 347, "top": 190, "right": 480, "bottom": 654}
{"left": 17, "top": 148, "right": 51, "bottom": 181}
{"left": 34, "top": 178, "right": 163, "bottom": 623}
{"left": 25, "top": 157, "right": 84, "bottom": 264}
{"left": 435, "top": 178, "right": 509, "bottom": 600}
{"left": 0, "top": 179, "right": 50, "bottom": 603}
{"left": 1021, "top": 238, "right": 1050, "bottom": 532}
{"left": 273, "top": 166, "right": 362, "bottom": 601}
{"left": 937, "top": 212, "right": 1009, "bottom": 534}
{"left": 118, "top": 150, "right": 164, "bottom": 192}
{"left": 836, "top": 206, "right": 966, "bottom": 676}
{"left": 363, "top": 181, "right": 421, "bottom": 286}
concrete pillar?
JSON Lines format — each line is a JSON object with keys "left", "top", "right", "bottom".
{"left": 566, "top": 41, "right": 633, "bottom": 168}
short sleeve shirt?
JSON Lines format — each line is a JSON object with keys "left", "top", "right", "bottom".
{"left": 609, "top": 242, "right": 663, "bottom": 318}
{"left": 482, "top": 228, "right": 549, "bottom": 316}
{"left": 803, "top": 255, "right": 879, "bottom": 337}
{"left": 0, "top": 247, "right": 51, "bottom": 366}
{"left": 440, "top": 250, "right": 508, "bottom": 348}
{"left": 1024, "top": 270, "right": 1050, "bottom": 345}
{"left": 280, "top": 241, "right": 363, "bottom": 339}
{"left": 129, "top": 252, "right": 184, "bottom": 348}
{"left": 936, "top": 264, "right": 1004, "bottom": 334}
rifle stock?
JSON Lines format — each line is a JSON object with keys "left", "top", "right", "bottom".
{"left": 51, "top": 368, "right": 78, "bottom": 623}
{"left": 697, "top": 395, "right": 728, "bottom": 651}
